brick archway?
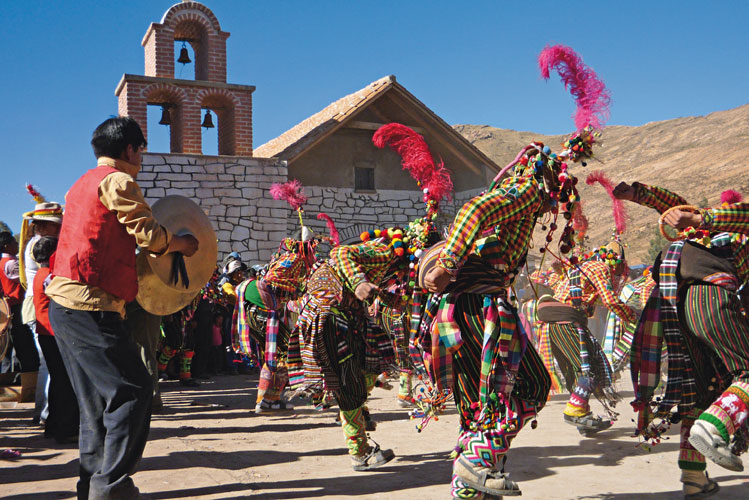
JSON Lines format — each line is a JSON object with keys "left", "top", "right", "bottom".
{"left": 142, "top": 83, "right": 188, "bottom": 153}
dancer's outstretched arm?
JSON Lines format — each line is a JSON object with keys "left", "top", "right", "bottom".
{"left": 613, "top": 181, "right": 688, "bottom": 214}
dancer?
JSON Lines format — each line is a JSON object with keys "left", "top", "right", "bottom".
{"left": 233, "top": 181, "right": 324, "bottom": 413}
{"left": 234, "top": 233, "right": 319, "bottom": 413}
{"left": 157, "top": 303, "right": 200, "bottom": 386}
{"left": 617, "top": 182, "right": 748, "bottom": 499}
{"left": 420, "top": 44, "right": 608, "bottom": 499}
{"left": 535, "top": 241, "right": 636, "bottom": 435}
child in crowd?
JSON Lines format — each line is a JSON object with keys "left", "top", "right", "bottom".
{"left": 32, "top": 236, "right": 79, "bottom": 443}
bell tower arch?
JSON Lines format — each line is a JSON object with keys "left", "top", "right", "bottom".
{"left": 115, "top": 1, "right": 253, "bottom": 155}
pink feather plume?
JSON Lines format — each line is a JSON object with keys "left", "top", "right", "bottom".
{"left": 720, "top": 189, "right": 743, "bottom": 205}
{"left": 572, "top": 203, "right": 589, "bottom": 236}
{"left": 270, "top": 180, "right": 307, "bottom": 211}
{"left": 317, "top": 213, "right": 340, "bottom": 246}
{"left": 538, "top": 44, "right": 611, "bottom": 130}
{"left": 586, "top": 170, "right": 627, "bottom": 235}
{"left": 372, "top": 123, "right": 453, "bottom": 204}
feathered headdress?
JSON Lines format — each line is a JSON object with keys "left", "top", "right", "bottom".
{"left": 538, "top": 44, "right": 611, "bottom": 131}
{"left": 586, "top": 170, "right": 627, "bottom": 235}
{"left": 372, "top": 123, "right": 453, "bottom": 217}
{"left": 270, "top": 179, "right": 308, "bottom": 227}
{"left": 317, "top": 213, "right": 340, "bottom": 246}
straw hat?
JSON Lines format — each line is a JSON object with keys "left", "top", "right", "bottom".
{"left": 136, "top": 195, "right": 218, "bottom": 315}
{"left": 23, "top": 202, "right": 63, "bottom": 224}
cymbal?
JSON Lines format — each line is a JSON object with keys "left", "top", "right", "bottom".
{"left": 143, "top": 195, "right": 218, "bottom": 294}
{"left": 135, "top": 195, "right": 217, "bottom": 315}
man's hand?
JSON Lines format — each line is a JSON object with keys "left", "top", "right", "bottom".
{"left": 171, "top": 234, "right": 199, "bottom": 257}
{"left": 355, "top": 281, "right": 379, "bottom": 302}
{"left": 662, "top": 209, "right": 702, "bottom": 230}
{"left": 424, "top": 266, "right": 453, "bottom": 294}
{"left": 612, "top": 182, "right": 635, "bottom": 201}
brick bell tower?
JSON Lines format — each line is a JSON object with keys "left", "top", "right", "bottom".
{"left": 115, "top": 1, "right": 254, "bottom": 156}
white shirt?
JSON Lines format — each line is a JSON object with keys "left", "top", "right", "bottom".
{"left": 24, "top": 235, "right": 41, "bottom": 296}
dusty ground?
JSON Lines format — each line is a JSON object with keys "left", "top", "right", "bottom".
{"left": 1, "top": 373, "right": 747, "bottom": 500}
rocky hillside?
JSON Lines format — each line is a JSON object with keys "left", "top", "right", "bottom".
{"left": 455, "top": 104, "right": 749, "bottom": 265}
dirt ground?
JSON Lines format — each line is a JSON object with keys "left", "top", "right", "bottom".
{"left": 1, "top": 373, "right": 747, "bottom": 500}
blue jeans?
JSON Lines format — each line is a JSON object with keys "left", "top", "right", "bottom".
{"left": 49, "top": 301, "right": 152, "bottom": 500}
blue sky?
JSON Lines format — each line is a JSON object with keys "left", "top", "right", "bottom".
{"left": 1, "top": 0, "right": 747, "bottom": 231}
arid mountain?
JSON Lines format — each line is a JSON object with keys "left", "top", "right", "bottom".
{"left": 455, "top": 104, "right": 749, "bottom": 265}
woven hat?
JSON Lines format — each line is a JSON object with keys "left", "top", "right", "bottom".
{"left": 23, "top": 202, "right": 63, "bottom": 224}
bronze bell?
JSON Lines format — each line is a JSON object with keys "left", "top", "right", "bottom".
{"left": 158, "top": 106, "right": 171, "bottom": 126}
{"left": 177, "top": 43, "right": 191, "bottom": 64}
{"left": 201, "top": 109, "right": 214, "bottom": 129}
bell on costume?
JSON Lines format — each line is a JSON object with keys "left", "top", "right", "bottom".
{"left": 201, "top": 110, "right": 214, "bottom": 129}
{"left": 158, "top": 106, "right": 171, "bottom": 126}
{"left": 177, "top": 42, "right": 191, "bottom": 64}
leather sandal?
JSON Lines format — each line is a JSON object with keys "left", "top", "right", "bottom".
{"left": 683, "top": 473, "right": 720, "bottom": 500}
{"left": 453, "top": 455, "right": 522, "bottom": 496}
{"left": 351, "top": 444, "right": 395, "bottom": 471}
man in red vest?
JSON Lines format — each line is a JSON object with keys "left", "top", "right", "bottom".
{"left": 47, "top": 117, "right": 198, "bottom": 500}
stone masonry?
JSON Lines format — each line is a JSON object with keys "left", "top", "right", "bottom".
{"left": 140, "top": 152, "right": 287, "bottom": 264}
{"left": 140, "top": 152, "right": 483, "bottom": 266}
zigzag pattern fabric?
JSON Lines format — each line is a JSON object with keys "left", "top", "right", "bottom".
{"left": 451, "top": 397, "right": 539, "bottom": 498}
{"left": 340, "top": 406, "right": 367, "bottom": 456}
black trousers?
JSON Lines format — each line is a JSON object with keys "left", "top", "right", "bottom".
{"left": 49, "top": 301, "right": 152, "bottom": 500}
{"left": 37, "top": 334, "right": 79, "bottom": 441}
{"left": 9, "top": 303, "right": 39, "bottom": 372}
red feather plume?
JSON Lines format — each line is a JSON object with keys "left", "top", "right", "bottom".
{"left": 26, "top": 183, "right": 46, "bottom": 203}
{"left": 317, "top": 213, "right": 340, "bottom": 246}
{"left": 720, "top": 189, "right": 743, "bottom": 205}
{"left": 538, "top": 44, "right": 611, "bottom": 130}
{"left": 270, "top": 180, "right": 307, "bottom": 211}
{"left": 372, "top": 123, "right": 453, "bottom": 205}
{"left": 586, "top": 170, "right": 627, "bottom": 235}
{"left": 572, "top": 203, "right": 589, "bottom": 237}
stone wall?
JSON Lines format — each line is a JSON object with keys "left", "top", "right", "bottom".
{"left": 139, "top": 152, "right": 486, "bottom": 266}
{"left": 291, "top": 186, "right": 484, "bottom": 245}
{"left": 139, "top": 152, "right": 287, "bottom": 264}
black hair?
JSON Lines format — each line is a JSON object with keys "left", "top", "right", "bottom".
{"left": 0, "top": 231, "right": 16, "bottom": 252}
{"left": 32, "top": 236, "right": 58, "bottom": 266}
{"left": 91, "top": 116, "right": 147, "bottom": 159}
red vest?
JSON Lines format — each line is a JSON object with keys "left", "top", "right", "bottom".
{"left": 33, "top": 267, "right": 53, "bottom": 336}
{"left": 52, "top": 166, "right": 138, "bottom": 301}
{"left": 0, "top": 256, "right": 23, "bottom": 306}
